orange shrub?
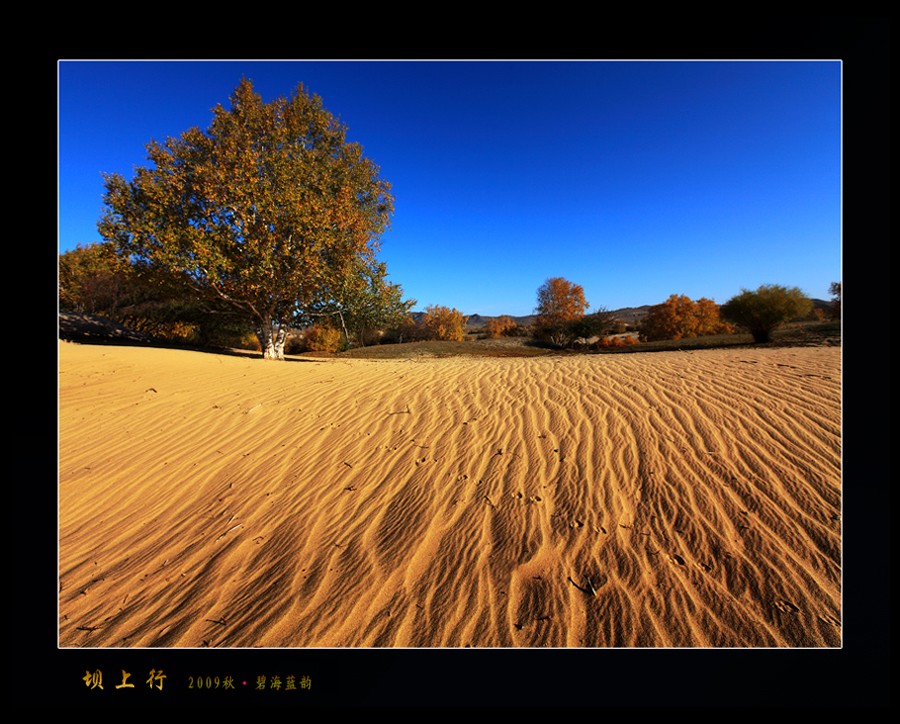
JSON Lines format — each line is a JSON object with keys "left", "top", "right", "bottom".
{"left": 303, "top": 324, "right": 343, "bottom": 352}
{"left": 240, "top": 332, "right": 262, "bottom": 352}
{"left": 641, "top": 294, "right": 732, "bottom": 341}
{"left": 597, "top": 335, "right": 636, "bottom": 349}
{"left": 420, "top": 305, "right": 468, "bottom": 341}
{"left": 485, "top": 315, "right": 516, "bottom": 338}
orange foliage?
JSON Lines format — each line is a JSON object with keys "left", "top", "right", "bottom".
{"left": 641, "top": 295, "right": 732, "bottom": 341}
{"left": 421, "top": 305, "right": 468, "bottom": 341}
{"left": 598, "top": 335, "right": 637, "bottom": 349}
{"left": 485, "top": 315, "right": 516, "bottom": 338}
{"left": 535, "top": 277, "right": 588, "bottom": 326}
{"left": 534, "top": 277, "right": 589, "bottom": 346}
{"left": 303, "top": 324, "right": 342, "bottom": 352}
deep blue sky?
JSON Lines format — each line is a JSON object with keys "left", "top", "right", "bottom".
{"left": 58, "top": 60, "right": 841, "bottom": 316}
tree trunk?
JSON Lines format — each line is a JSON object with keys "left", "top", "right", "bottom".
{"left": 257, "top": 323, "right": 287, "bottom": 360}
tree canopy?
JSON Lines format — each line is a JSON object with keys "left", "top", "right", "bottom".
{"left": 640, "top": 294, "right": 733, "bottom": 342}
{"left": 720, "top": 284, "right": 812, "bottom": 343}
{"left": 59, "top": 241, "right": 132, "bottom": 316}
{"left": 59, "top": 241, "right": 250, "bottom": 346}
{"left": 829, "top": 281, "right": 841, "bottom": 320}
{"left": 98, "top": 78, "right": 401, "bottom": 359}
{"left": 420, "top": 305, "right": 468, "bottom": 341}
{"left": 534, "top": 277, "right": 589, "bottom": 347}
{"left": 306, "top": 256, "right": 414, "bottom": 348}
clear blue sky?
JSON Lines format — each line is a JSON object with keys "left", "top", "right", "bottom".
{"left": 58, "top": 59, "right": 841, "bottom": 317}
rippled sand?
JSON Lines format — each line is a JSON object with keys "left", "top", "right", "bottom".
{"left": 58, "top": 341, "right": 841, "bottom": 648}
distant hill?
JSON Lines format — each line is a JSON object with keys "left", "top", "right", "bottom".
{"left": 410, "top": 311, "right": 536, "bottom": 329}
{"left": 464, "top": 313, "right": 536, "bottom": 330}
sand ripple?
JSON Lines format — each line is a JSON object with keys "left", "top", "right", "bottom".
{"left": 58, "top": 342, "right": 841, "bottom": 648}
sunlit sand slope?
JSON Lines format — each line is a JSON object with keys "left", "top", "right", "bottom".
{"left": 58, "top": 342, "right": 841, "bottom": 648}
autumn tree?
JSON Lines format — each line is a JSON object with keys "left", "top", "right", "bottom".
{"left": 640, "top": 294, "right": 732, "bottom": 342}
{"left": 98, "top": 78, "right": 395, "bottom": 360}
{"left": 59, "top": 241, "right": 132, "bottom": 316}
{"left": 829, "top": 281, "right": 841, "bottom": 320}
{"left": 568, "top": 309, "right": 616, "bottom": 340}
{"left": 695, "top": 297, "right": 732, "bottom": 336}
{"left": 59, "top": 241, "right": 249, "bottom": 345}
{"left": 420, "top": 305, "right": 468, "bottom": 341}
{"left": 534, "top": 277, "right": 589, "bottom": 347}
{"left": 720, "top": 284, "right": 812, "bottom": 343}
{"left": 301, "top": 323, "right": 343, "bottom": 353}
{"left": 484, "top": 315, "right": 516, "bottom": 338}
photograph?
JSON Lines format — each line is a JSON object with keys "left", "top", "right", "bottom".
{"left": 49, "top": 51, "right": 888, "bottom": 708}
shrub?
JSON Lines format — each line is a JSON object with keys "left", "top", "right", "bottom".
{"left": 303, "top": 324, "right": 343, "bottom": 352}
{"left": 382, "top": 314, "right": 424, "bottom": 344}
{"left": 239, "top": 331, "right": 262, "bottom": 352}
{"left": 284, "top": 334, "right": 306, "bottom": 355}
{"left": 485, "top": 315, "right": 516, "bottom": 338}
{"left": 596, "top": 335, "right": 637, "bottom": 349}
{"left": 159, "top": 321, "right": 200, "bottom": 343}
{"left": 640, "top": 294, "right": 733, "bottom": 341}
{"left": 420, "top": 305, "right": 468, "bottom": 341}
{"left": 720, "top": 284, "right": 813, "bottom": 343}
{"left": 568, "top": 309, "right": 615, "bottom": 340}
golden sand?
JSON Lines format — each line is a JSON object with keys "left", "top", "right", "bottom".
{"left": 58, "top": 341, "right": 841, "bottom": 648}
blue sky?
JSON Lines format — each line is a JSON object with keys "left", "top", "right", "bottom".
{"left": 58, "top": 60, "right": 841, "bottom": 317}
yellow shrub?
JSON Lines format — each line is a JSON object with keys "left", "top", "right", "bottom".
{"left": 240, "top": 332, "right": 262, "bottom": 351}
{"left": 420, "top": 305, "right": 468, "bottom": 341}
{"left": 304, "top": 324, "right": 342, "bottom": 352}
{"left": 485, "top": 315, "right": 516, "bottom": 338}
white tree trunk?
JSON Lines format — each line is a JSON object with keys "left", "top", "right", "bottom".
{"left": 257, "top": 324, "right": 287, "bottom": 360}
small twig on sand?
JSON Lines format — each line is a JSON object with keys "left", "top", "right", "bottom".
{"left": 484, "top": 494, "right": 497, "bottom": 509}
{"left": 216, "top": 524, "right": 242, "bottom": 541}
{"left": 205, "top": 618, "right": 227, "bottom": 626}
{"left": 567, "top": 576, "right": 597, "bottom": 597}
{"left": 388, "top": 404, "right": 411, "bottom": 416}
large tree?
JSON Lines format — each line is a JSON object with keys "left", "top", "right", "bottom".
{"left": 98, "top": 78, "right": 395, "bottom": 359}
{"left": 720, "top": 284, "right": 812, "bottom": 343}
{"left": 534, "top": 277, "right": 589, "bottom": 347}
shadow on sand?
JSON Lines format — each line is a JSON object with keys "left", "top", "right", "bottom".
{"left": 58, "top": 312, "right": 319, "bottom": 363}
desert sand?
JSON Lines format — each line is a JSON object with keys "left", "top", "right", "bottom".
{"left": 58, "top": 340, "right": 841, "bottom": 648}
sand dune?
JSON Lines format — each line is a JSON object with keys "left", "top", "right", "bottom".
{"left": 58, "top": 340, "right": 841, "bottom": 648}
